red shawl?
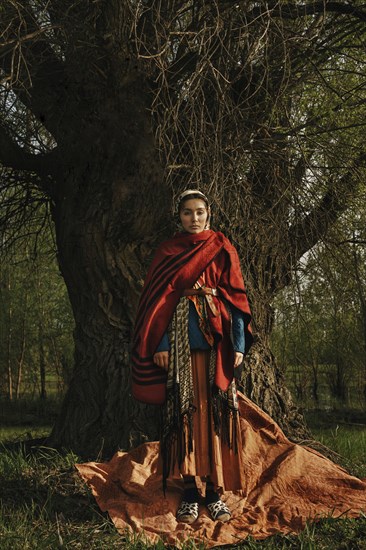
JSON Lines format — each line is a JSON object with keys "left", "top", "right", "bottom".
{"left": 131, "top": 230, "right": 252, "bottom": 404}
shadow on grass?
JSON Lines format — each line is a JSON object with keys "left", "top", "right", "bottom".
{"left": 0, "top": 443, "right": 105, "bottom": 524}
{"left": 0, "top": 474, "right": 100, "bottom": 522}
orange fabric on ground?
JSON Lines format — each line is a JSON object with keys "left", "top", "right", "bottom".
{"left": 76, "top": 393, "right": 366, "bottom": 548}
{"left": 166, "top": 350, "right": 245, "bottom": 492}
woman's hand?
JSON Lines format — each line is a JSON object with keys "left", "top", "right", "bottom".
{"left": 153, "top": 351, "right": 169, "bottom": 370}
{"left": 234, "top": 352, "right": 243, "bottom": 368}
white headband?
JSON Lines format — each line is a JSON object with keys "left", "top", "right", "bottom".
{"left": 176, "top": 189, "right": 209, "bottom": 213}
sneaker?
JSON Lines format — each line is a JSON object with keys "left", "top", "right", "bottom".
{"left": 206, "top": 499, "right": 231, "bottom": 522}
{"left": 176, "top": 500, "right": 199, "bottom": 524}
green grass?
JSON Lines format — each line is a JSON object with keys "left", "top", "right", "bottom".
{"left": 0, "top": 426, "right": 50, "bottom": 443}
{"left": 0, "top": 404, "right": 365, "bottom": 549}
{"left": 311, "top": 425, "right": 366, "bottom": 477}
{"left": 235, "top": 517, "right": 366, "bottom": 548}
{"left": 305, "top": 409, "right": 366, "bottom": 479}
{"left": 0, "top": 446, "right": 172, "bottom": 549}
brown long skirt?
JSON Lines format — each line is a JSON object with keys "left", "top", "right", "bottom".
{"left": 168, "top": 349, "right": 246, "bottom": 492}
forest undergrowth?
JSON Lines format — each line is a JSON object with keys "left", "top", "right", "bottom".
{"left": 0, "top": 401, "right": 365, "bottom": 550}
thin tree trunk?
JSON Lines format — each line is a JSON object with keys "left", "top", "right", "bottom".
{"left": 6, "top": 270, "right": 13, "bottom": 401}
{"left": 351, "top": 243, "right": 366, "bottom": 402}
{"left": 39, "top": 321, "right": 47, "bottom": 400}
{"left": 50, "top": 335, "right": 65, "bottom": 393}
{"left": 312, "top": 361, "right": 319, "bottom": 404}
{"left": 15, "top": 291, "right": 27, "bottom": 399}
{"left": 34, "top": 261, "right": 47, "bottom": 400}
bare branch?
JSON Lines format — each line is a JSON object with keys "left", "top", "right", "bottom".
{"left": 0, "top": 163, "right": 54, "bottom": 258}
{"left": 325, "top": 239, "right": 366, "bottom": 246}
{"left": 0, "top": 123, "right": 56, "bottom": 184}
{"left": 289, "top": 153, "right": 366, "bottom": 261}
{"left": 246, "top": 2, "right": 366, "bottom": 22}
{"left": 0, "top": 1, "right": 66, "bottom": 137}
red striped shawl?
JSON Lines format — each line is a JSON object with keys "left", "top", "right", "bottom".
{"left": 131, "top": 230, "right": 253, "bottom": 405}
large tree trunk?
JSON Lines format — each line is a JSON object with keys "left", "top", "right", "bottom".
{"left": 48, "top": 158, "right": 309, "bottom": 458}
{"left": 48, "top": 82, "right": 172, "bottom": 457}
{"left": 48, "top": 177, "right": 164, "bottom": 457}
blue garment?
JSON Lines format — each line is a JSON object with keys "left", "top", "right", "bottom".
{"left": 155, "top": 300, "right": 245, "bottom": 353}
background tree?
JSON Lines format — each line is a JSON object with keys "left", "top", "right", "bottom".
{"left": 0, "top": 224, "right": 74, "bottom": 400}
{"left": 272, "top": 193, "right": 366, "bottom": 410}
{"left": 1, "top": 1, "right": 366, "bottom": 457}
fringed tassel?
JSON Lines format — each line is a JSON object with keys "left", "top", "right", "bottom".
{"left": 233, "top": 410, "right": 239, "bottom": 453}
{"left": 184, "top": 403, "right": 196, "bottom": 455}
{"left": 160, "top": 386, "right": 180, "bottom": 494}
{"left": 211, "top": 384, "right": 222, "bottom": 435}
{"left": 211, "top": 384, "right": 239, "bottom": 453}
{"left": 160, "top": 406, "right": 175, "bottom": 495}
{"left": 160, "top": 388, "right": 196, "bottom": 493}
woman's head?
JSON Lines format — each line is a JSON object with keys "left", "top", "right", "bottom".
{"left": 176, "top": 189, "right": 211, "bottom": 234}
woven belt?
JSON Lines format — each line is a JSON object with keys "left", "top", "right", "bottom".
{"left": 182, "top": 287, "right": 218, "bottom": 296}
{"left": 182, "top": 287, "right": 219, "bottom": 316}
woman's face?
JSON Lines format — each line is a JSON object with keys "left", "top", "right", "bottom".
{"left": 179, "top": 198, "right": 209, "bottom": 234}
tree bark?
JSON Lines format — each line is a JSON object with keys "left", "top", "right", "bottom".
{"left": 48, "top": 187, "right": 165, "bottom": 456}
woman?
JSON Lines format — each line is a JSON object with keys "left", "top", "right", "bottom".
{"left": 131, "top": 189, "right": 253, "bottom": 524}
